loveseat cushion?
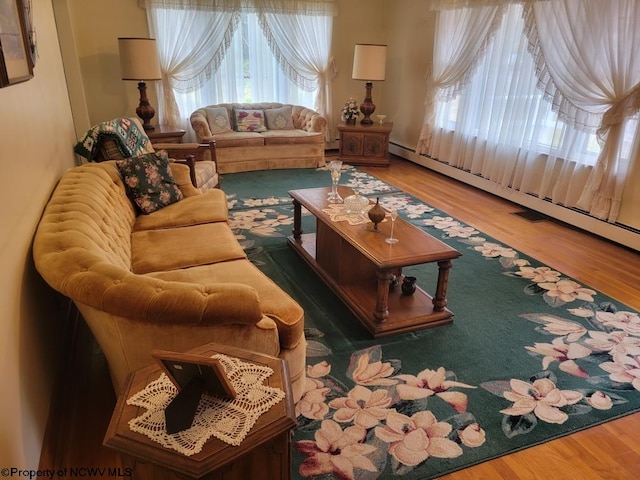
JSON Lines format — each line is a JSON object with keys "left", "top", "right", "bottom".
{"left": 261, "top": 129, "right": 325, "bottom": 145}
{"left": 147, "top": 259, "right": 305, "bottom": 349}
{"left": 133, "top": 188, "right": 228, "bottom": 232}
{"left": 131, "top": 222, "right": 246, "bottom": 274}
{"left": 209, "top": 131, "right": 265, "bottom": 148}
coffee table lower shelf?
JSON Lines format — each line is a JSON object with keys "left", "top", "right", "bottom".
{"left": 288, "top": 233, "right": 453, "bottom": 338}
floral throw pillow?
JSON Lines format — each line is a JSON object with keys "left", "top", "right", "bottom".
{"left": 233, "top": 109, "right": 267, "bottom": 132}
{"left": 204, "top": 106, "right": 233, "bottom": 134}
{"left": 116, "top": 151, "right": 183, "bottom": 214}
{"left": 265, "top": 106, "right": 294, "bottom": 130}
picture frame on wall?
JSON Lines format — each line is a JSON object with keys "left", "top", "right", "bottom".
{"left": 0, "top": 0, "right": 34, "bottom": 87}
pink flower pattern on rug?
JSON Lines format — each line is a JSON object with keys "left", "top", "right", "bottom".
{"left": 294, "top": 346, "right": 484, "bottom": 478}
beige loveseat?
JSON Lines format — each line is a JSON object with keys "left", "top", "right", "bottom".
{"left": 33, "top": 161, "right": 306, "bottom": 401}
{"left": 190, "top": 102, "right": 326, "bottom": 173}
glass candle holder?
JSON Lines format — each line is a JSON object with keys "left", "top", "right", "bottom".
{"left": 327, "top": 160, "right": 343, "bottom": 203}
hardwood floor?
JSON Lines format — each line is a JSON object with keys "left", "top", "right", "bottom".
{"left": 40, "top": 156, "right": 640, "bottom": 479}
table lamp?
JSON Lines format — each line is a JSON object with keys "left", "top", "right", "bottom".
{"left": 118, "top": 37, "right": 162, "bottom": 131}
{"left": 352, "top": 44, "right": 387, "bottom": 125}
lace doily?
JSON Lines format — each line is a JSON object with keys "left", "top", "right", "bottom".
{"left": 323, "top": 203, "right": 385, "bottom": 225}
{"left": 126, "top": 354, "right": 285, "bottom": 456}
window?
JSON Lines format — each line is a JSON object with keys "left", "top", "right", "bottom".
{"left": 427, "top": 1, "right": 640, "bottom": 221}
{"left": 434, "top": 5, "right": 603, "bottom": 168}
{"left": 180, "top": 12, "right": 316, "bottom": 110}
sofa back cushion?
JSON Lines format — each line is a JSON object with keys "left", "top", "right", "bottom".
{"left": 265, "top": 106, "right": 295, "bottom": 130}
{"left": 291, "top": 105, "right": 327, "bottom": 133}
{"left": 33, "top": 162, "right": 137, "bottom": 299}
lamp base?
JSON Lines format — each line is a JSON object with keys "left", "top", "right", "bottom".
{"left": 360, "top": 81, "right": 376, "bottom": 125}
{"left": 136, "top": 81, "right": 156, "bottom": 131}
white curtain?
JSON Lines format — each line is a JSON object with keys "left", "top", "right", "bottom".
{"left": 416, "top": 5, "right": 506, "bottom": 153}
{"left": 523, "top": 0, "right": 640, "bottom": 221}
{"left": 145, "top": 3, "right": 240, "bottom": 128}
{"left": 258, "top": 11, "right": 336, "bottom": 141}
{"left": 242, "top": 14, "right": 317, "bottom": 105}
{"left": 423, "top": 1, "right": 639, "bottom": 223}
{"left": 165, "top": 13, "right": 317, "bottom": 133}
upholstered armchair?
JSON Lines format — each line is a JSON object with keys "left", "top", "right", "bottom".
{"left": 74, "top": 117, "right": 219, "bottom": 191}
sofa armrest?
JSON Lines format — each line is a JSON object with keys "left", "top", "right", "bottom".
{"left": 190, "top": 109, "right": 214, "bottom": 142}
{"left": 168, "top": 162, "right": 201, "bottom": 197}
{"left": 39, "top": 257, "right": 264, "bottom": 326}
{"left": 292, "top": 106, "right": 327, "bottom": 133}
{"left": 106, "top": 276, "right": 263, "bottom": 326}
{"left": 158, "top": 142, "right": 217, "bottom": 188}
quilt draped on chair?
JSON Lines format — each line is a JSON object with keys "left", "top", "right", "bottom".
{"left": 74, "top": 118, "right": 151, "bottom": 161}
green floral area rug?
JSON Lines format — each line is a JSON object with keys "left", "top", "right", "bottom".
{"left": 222, "top": 166, "right": 640, "bottom": 480}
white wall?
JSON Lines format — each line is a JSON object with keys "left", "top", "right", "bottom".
{"left": 0, "top": 0, "right": 77, "bottom": 469}
{"left": 66, "top": 0, "right": 152, "bottom": 130}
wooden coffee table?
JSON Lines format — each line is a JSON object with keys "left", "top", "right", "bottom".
{"left": 104, "top": 343, "right": 296, "bottom": 480}
{"left": 288, "top": 186, "right": 461, "bottom": 337}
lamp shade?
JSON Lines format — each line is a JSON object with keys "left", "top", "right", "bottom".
{"left": 118, "top": 38, "right": 162, "bottom": 81}
{"left": 352, "top": 44, "right": 387, "bottom": 81}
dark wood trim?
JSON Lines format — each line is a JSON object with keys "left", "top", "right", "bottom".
{"left": 38, "top": 296, "right": 82, "bottom": 468}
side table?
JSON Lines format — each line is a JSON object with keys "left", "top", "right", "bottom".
{"left": 338, "top": 121, "right": 393, "bottom": 166}
{"left": 104, "top": 343, "right": 296, "bottom": 480}
{"left": 146, "top": 125, "right": 186, "bottom": 145}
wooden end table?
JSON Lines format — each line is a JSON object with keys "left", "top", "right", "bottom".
{"left": 146, "top": 125, "right": 186, "bottom": 144}
{"left": 337, "top": 121, "right": 393, "bottom": 166}
{"left": 104, "top": 343, "right": 296, "bottom": 480}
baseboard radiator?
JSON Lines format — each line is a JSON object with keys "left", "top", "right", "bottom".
{"left": 389, "top": 143, "right": 640, "bottom": 251}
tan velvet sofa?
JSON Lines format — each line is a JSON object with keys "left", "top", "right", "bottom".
{"left": 33, "top": 161, "right": 306, "bottom": 401}
{"left": 190, "top": 102, "right": 326, "bottom": 173}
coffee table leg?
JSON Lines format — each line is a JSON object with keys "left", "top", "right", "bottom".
{"left": 292, "top": 199, "right": 302, "bottom": 240}
{"left": 374, "top": 270, "right": 394, "bottom": 323}
{"left": 434, "top": 260, "right": 453, "bottom": 311}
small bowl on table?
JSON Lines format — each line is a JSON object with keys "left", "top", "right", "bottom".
{"left": 343, "top": 194, "right": 370, "bottom": 217}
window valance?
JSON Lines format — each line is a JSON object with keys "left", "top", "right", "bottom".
{"left": 139, "top": 0, "right": 337, "bottom": 15}
{"left": 429, "top": 0, "right": 548, "bottom": 10}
